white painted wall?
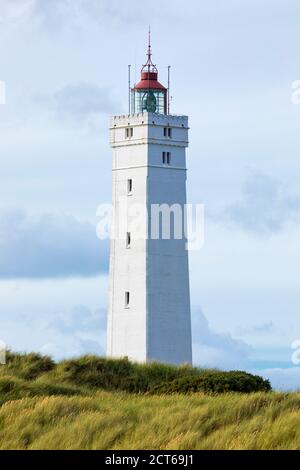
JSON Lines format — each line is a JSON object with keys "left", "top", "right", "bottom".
{"left": 107, "top": 112, "right": 192, "bottom": 365}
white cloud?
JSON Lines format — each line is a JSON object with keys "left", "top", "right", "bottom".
{"left": 39, "top": 305, "right": 107, "bottom": 359}
{"left": 37, "top": 82, "right": 119, "bottom": 125}
{"left": 236, "top": 322, "right": 276, "bottom": 336}
{"left": 192, "top": 309, "right": 252, "bottom": 370}
{"left": 0, "top": 276, "right": 108, "bottom": 360}
{"left": 0, "top": 0, "right": 35, "bottom": 25}
{"left": 0, "top": 0, "right": 179, "bottom": 32}
{"left": 218, "top": 172, "right": 300, "bottom": 235}
{"left": 0, "top": 209, "right": 108, "bottom": 279}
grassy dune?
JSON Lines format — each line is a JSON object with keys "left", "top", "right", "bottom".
{"left": 0, "top": 352, "right": 298, "bottom": 450}
{"left": 1, "top": 392, "right": 300, "bottom": 450}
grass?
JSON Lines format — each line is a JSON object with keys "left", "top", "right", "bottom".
{"left": 1, "top": 352, "right": 299, "bottom": 450}
{"left": 1, "top": 392, "right": 300, "bottom": 450}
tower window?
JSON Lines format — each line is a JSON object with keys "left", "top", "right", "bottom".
{"left": 164, "top": 127, "right": 172, "bottom": 138}
{"left": 127, "top": 179, "right": 133, "bottom": 195}
{"left": 125, "top": 292, "right": 130, "bottom": 308}
{"left": 125, "top": 127, "right": 133, "bottom": 139}
{"left": 126, "top": 232, "right": 131, "bottom": 248}
{"left": 162, "top": 152, "right": 171, "bottom": 165}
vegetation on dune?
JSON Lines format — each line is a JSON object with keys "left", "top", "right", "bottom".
{"left": 0, "top": 352, "right": 271, "bottom": 397}
{"left": 4, "top": 351, "right": 55, "bottom": 380}
{"left": 0, "top": 375, "right": 81, "bottom": 406}
{"left": 1, "top": 392, "right": 300, "bottom": 450}
{"left": 150, "top": 371, "right": 271, "bottom": 394}
{"left": 2, "top": 351, "right": 295, "bottom": 450}
{"left": 58, "top": 355, "right": 201, "bottom": 393}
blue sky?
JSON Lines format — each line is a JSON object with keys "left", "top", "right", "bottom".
{"left": 1, "top": 0, "right": 300, "bottom": 390}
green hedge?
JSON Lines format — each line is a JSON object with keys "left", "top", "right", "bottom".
{"left": 150, "top": 371, "right": 271, "bottom": 394}
{"left": 59, "top": 356, "right": 199, "bottom": 393}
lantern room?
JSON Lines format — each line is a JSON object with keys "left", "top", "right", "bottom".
{"left": 131, "top": 35, "right": 168, "bottom": 115}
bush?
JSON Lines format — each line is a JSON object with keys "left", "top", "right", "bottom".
{"left": 4, "top": 351, "right": 55, "bottom": 380}
{"left": 59, "top": 356, "right": 200, "bottom": 393}
{"left": 150, "top": 371, "right": 272, "bottom": 394}
{"left": 0, "top": 352, "right": 271, "bottom": 398}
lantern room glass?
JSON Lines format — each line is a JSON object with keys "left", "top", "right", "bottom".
{"left": 132, "top": 89, "right": 167, "bottom": 114}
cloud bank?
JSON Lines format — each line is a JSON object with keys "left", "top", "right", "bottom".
{"left": 192, "top": 309, "right": 252, "bottom": 370}
{"left": 41, "top": 305, "right": 107, "bottom": 359}
{"left": 37, "top": 82, "right": 119, "bottom": 123}
{"left": 0, "top": 0, "right": 178, "bottom": 32}
{"left": 221, "top": 172, "right": 300, "bottom": 235}
{"left": 0, "top": 210, "right": 108, "bottom": 279}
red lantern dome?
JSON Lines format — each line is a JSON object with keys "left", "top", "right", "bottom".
{"left": 131, "top": 30, "right": 168, "bottom": 114}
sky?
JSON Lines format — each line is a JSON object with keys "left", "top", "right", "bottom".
{"left": 1, "top": 0, "right": 300, "bottom": 390}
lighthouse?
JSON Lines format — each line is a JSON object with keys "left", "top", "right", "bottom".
{"left": 107, "top": 37, "right": 192, "bottom": 365}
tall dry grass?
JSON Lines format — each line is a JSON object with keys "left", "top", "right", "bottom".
{"left": 0, "top": 392, "right": 300, "bottom": 450}
{"left": 0, "top": 352, "right": 296, "bottom": 450}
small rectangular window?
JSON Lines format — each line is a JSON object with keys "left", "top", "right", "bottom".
{"left": 125, "top": 292, "right": 130, "bottom": 308}
{"left": 125, "top": 127, "right": 133, "bottom": 139}
{"left": 127, "top": 179, "right": 133, "bottom": 194}
{"left": 164, "top": 127, "right": 172, "bottom": 138}
{"left": 163, "top": 152, "right": 171, "bottom": 165}
{"left": 126, "top": 232, "right": 131, "bottom": 248}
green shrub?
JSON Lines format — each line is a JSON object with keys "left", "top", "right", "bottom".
{"left": 0, "top": 352, "right": 271, "bottom": 399}
{"left": 150, "top": 371, "right": 272, "bottom": 394}
{"left": 59, "top": 356, "right": 200, "bottom": 393}
{"left": 4, "top": 351, "right": 55, "bottom": 380}
{"left": 0, "top": 375, "right": 82, "bottom": 406}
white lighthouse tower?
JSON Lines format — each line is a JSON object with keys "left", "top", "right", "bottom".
{"left": 107, "top": 38, "right": 192, "bottom": 365}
